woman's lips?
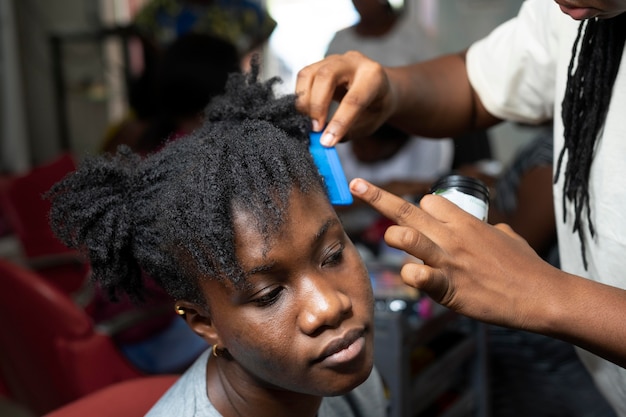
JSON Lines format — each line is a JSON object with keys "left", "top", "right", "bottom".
{"left": 315, "top": 328, "right": 366, "bottom": 367}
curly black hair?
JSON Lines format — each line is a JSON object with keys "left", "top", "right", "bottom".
{"left": 47, "top": 61, "right": 326, "bottom": 305}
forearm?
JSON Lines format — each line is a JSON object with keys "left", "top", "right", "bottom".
{"left": 386, "top": 52, "right": 501, "bottom": 138}
{"left": 533, "top": 269, "right": 626, "bottom": 368}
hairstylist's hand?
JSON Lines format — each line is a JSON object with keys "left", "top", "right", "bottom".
{"left": 349, "top": 178, "right": 559, "bottom": 330}
{"left": 295, "top": 51, "right": 396, "bottom": 146}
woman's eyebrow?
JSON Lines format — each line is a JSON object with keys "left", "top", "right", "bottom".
{"left": 312, "top": 218, "right": 340, "bottom": 246}
{"left": 244, "top": 261, "right": 276, "bottom": 278}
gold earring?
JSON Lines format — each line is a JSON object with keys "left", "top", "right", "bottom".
{"left": 175, "top": 305, "right": 185, "bottom": 316}
{"left": 212, "top": 344, "right": 220, "bottom": 357}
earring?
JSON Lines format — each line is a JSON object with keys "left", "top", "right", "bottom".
{"left": 212, "top": 344, "right": 232, "bottom": 359}
{"left": 175, "top": 305, "right": 185, "bottom": 316}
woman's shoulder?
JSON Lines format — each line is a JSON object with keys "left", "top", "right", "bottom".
{"left": 145, "top": 349, "right": 219, "bottom": 417}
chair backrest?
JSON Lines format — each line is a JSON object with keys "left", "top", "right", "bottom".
{"left": 0, "top": 153, "right": 76, "bottom": 259}
{"left": 0, "top": 153, "right": 90, "bottom": 294}
{"left": 0, "top": 258, "right": 142, "bottom": 415}
{"left": 43, "top": 375, "right": 178, "bottom": 417}
{"left": 1, "top": 153, "right": 76, "bottom": 258}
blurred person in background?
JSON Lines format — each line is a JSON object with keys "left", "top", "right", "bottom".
{"left": 102, "top": 33, "right": 240, "bottom": 155}
{"left": 102, "top": 0, "right": 275, "bottom": 154}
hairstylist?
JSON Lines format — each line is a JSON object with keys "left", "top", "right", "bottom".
{"left": 295, "top": 0, "right": 626, "bottom": 414}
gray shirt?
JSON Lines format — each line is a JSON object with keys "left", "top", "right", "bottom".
{"left": 146, "top": 349, "right": 388, "bottom": 417}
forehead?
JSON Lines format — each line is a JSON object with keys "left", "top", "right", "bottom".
{"left": 232, "top": 190, "right": 336, "bottom": 266}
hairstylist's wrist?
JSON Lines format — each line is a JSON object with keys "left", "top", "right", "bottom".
{"left": 523, "top": 266, "right": 579, "bottom": 338}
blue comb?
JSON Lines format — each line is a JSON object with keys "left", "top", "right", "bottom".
{"left": 309, "top": 131, "right": 353, "bottom": 206}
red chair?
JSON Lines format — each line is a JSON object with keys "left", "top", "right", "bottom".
{"left": 43, "top": 375, "right": 178, "bottom": 417}
{"left": 0, "top": 153, "right": 89, "bottom": 295}
{"left": 0, "top": 258, "right": 143, "bottom": 415}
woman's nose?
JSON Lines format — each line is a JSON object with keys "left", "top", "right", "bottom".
{"left": 298, "top": 274, "right": 352, "bottom": 335}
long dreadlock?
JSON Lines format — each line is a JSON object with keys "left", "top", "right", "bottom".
{"left": 555, "top": 13, "right": 626, "bottom": 269}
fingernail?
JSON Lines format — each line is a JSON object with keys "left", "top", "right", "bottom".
{"left": 321, "top": 132, "right": 335, "bottom": 147}
{"left": 350, "top": 179, "right": 368, "bottom": 195}
{"left": 311, "top": 120, "right": 321, "bottom": 132}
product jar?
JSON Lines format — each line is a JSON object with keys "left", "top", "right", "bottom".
{"left": 429, "top": 174, "right": 489, "bottom": 221}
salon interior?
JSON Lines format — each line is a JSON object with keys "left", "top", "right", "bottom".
{"left": 0, "top": 1, "right": 593, "bottom": 417}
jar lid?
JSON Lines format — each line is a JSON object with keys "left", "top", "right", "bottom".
{"left": 430, "top": 174, "right": 489, "bottom": 201}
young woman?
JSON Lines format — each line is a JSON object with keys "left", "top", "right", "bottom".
{"left": 47, "top": 62, "right": 386, "bottom": 417}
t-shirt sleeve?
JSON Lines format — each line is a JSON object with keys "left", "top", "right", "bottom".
{"left": 466, "top": 0, "right": 559, "bottom": 124}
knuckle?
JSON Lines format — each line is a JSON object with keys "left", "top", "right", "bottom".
{"left": 395, "top": 200, "right": 416, "bottom": 221}
{"left": 343, "top": 50, "right": 364, "bottom": 60}
{"left": 296, "top": 65, "right": 312, "bottom": 79}
{"left": 363, "top": 59, "right": 384, "bottom": 76}
{"left": 309, "top": 102, "right": 328, "bottom": 116}
{"left": 341, "top": 92, "right": 367, "bottom": 111}
{"left": 366, "top": 185, "right": 384, "bottom": 204}
{"left": 386, "top": 225, "right": 420, "bottom": 249}
{"left": 398, "top": 227, "right": 420, "bottom": 248}
{"left": 315, "top": 64, "right": 337, "bottom": 80}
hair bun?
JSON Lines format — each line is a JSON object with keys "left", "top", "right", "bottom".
{"left": 47, "top": 146, "right": 144, "bottom": 299}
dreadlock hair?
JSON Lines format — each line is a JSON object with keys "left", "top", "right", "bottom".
{"left": 47, "top": 60, "right": 326, "bottom": 306}
{"left": 555, "top": 13, "right": 626, "bottom": 269}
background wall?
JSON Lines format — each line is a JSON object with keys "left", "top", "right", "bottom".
{"left": 0, "top": 0, "right": 30, "bottom": 173}
{"left": 0, "top": 0, "right": 108, "bottom": 172}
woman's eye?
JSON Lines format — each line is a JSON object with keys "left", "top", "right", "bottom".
{"left": 253, "top": 286, "right": 283, "bottom": 307}
{"left": 322, "top": 243, "right": 345, "bottom": 267}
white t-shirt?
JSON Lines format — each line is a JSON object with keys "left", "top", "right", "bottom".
{"left": 467, "top": 1, "right": 626, "bottom": 414}
{"left": 326, "top": 12, "right": 439, "bottom": 66}
{"left": 327, "top": 12, "right": 454, "bottom": 184}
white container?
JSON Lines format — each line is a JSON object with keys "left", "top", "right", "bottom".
{"left": 430, "top": 175, "right": 489, "bottom": 222}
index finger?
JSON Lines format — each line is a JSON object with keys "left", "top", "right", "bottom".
{"left": 349, "top": 178, "right": 424, "bottom": 226}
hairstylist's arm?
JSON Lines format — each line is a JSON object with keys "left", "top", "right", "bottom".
{"left": 350, "top": 178, "right": 626, "bottom": 368}
{"left": 295, "top": 50, "right": 501, "bottom": 146}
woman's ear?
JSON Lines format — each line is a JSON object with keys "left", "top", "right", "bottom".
{"left": 175, "top": 300, "right": 221, "bottom": 346}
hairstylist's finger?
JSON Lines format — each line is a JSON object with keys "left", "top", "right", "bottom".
{"left": 350, "top": 178, "right": 429, "bottom": 227}
{"left": 295, "top": 60, "right": 334, "bottom": 134}
{"left": 384, "top": 224, "right": 445, "bottom": 268}
{"left": 400, "top": 261, "right": 449, "bottom": 304}
{"left": 296, "top": 52, "right": 389, "bottom": 146}
{"left": 323, "top": 54, "right": 390, "bottom": 146}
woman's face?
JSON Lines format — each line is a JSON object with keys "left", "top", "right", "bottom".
{"left": 553, "top": 0, "right": 626, "bottom": 19}
{"left": 201, "top": 189, "right": 374, "bottom": 397}
{"left": 352, "top": 0, "right": 391, "bottom": 20}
